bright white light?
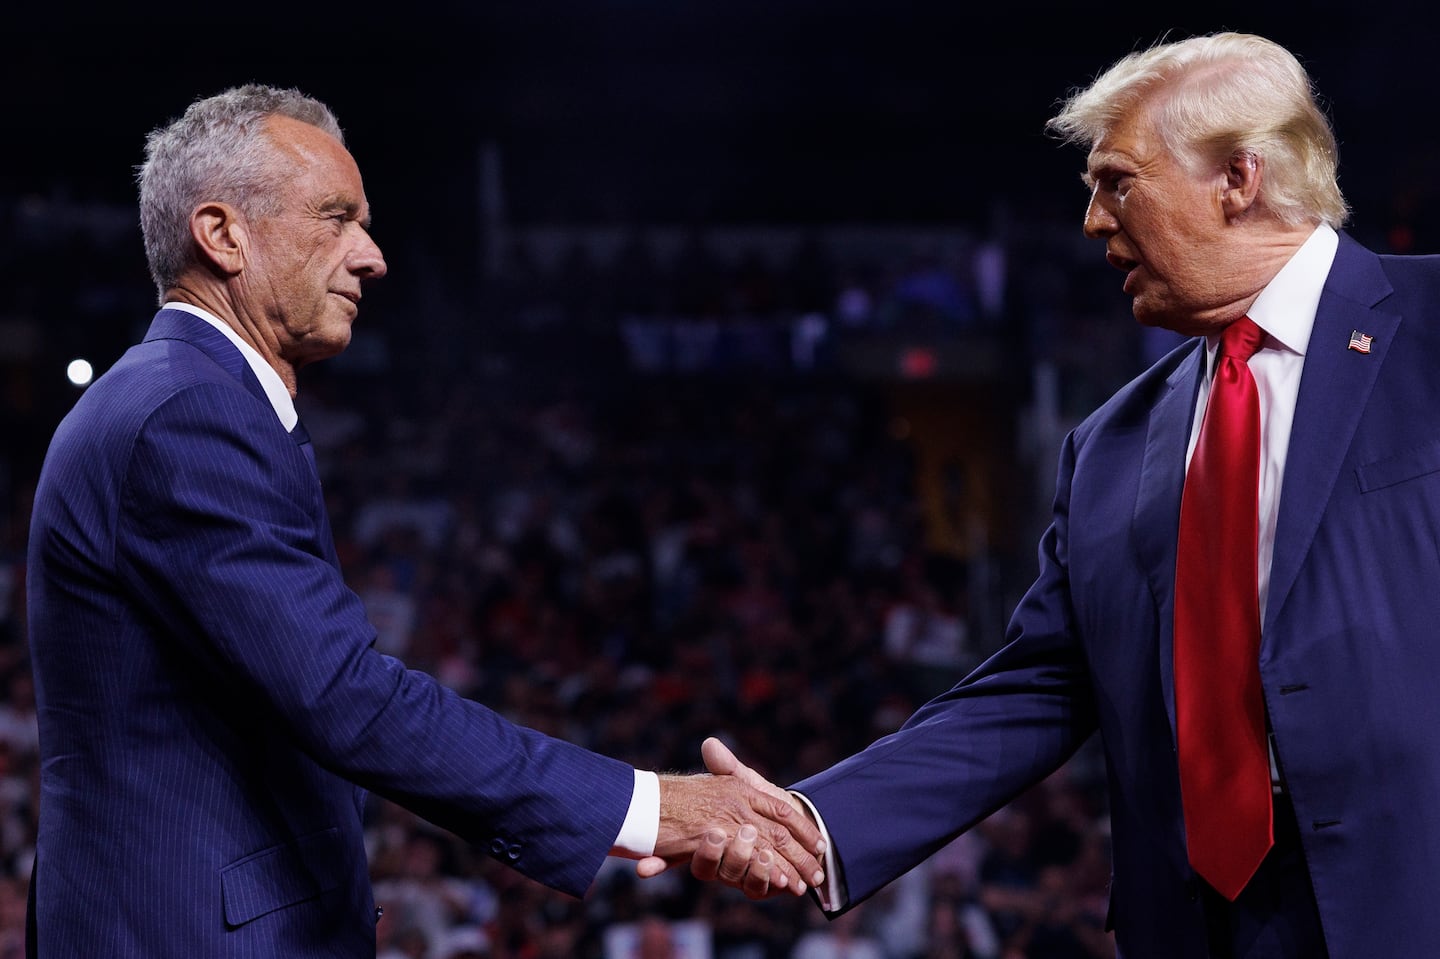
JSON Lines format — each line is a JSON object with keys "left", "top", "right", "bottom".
{"left": 66, "top": 359, "right": 94, "bottom": 387}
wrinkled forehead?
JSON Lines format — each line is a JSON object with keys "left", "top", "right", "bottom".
{"left": 261, "top": 115, "right": 370, "bottom": 208}
{"left": 1085, "top": 107, "right": 1163, "bottom": 170}
{"left": 262, "top": 115, "right": 352, "bottom": 169}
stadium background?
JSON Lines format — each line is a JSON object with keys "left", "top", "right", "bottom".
{"left": 0, "top": 3, "right": 1434, "bottom": 956}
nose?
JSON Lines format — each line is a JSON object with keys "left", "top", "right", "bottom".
{"left": 1083, "top": 189, "right": 1117, "bottom": 240}
{"left": 352, "top": 229, "right": 388, "bottom": 280}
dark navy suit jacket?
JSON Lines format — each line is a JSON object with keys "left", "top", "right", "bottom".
{"left": 25, "top": 309, "right": 634, "bottom": 957}
{"left": 795, "top": 234, "right": 1440, "bottom": 958}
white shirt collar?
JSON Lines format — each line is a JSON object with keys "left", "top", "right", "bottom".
{"left": 162, "top": 302, "right": 298, "bottom": 431}
{"left": 1244, "top": 222, "right": 1339, "bottom": 357}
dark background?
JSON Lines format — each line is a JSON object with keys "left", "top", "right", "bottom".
{"left": 7, "top": 2, "right": 1438, "bottom": 243}
{"left": 3, "top": 5, "right": 1439, "bottom": 956}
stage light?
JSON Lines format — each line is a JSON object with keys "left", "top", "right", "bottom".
{"left": 67, "top": 358, "right": 94, "bottom": 387}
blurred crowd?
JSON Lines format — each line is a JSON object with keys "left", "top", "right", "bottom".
{"left": 0, "top": 189, "right": 1188, "bottom": 959}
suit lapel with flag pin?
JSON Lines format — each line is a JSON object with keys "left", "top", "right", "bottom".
{"left": 1349, "top": 330, "right": 1374, "bottom": 353}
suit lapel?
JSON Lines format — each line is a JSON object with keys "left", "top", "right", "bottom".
{"left": 1135, "top": 340, "right": 1205, "bottom": 738}
{"left": 1264, "top": 235, "right": 1398, "bottom": 637}
{"left": 143, "top": 308, "right": 271, "bottom": 409}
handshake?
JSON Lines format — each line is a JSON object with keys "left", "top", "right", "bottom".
{"left": 634, "top": 737, "right": 827, "bottom": 900}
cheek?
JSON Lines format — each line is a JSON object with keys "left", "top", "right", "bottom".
{"left": 1139, "top": 216, "right": 1197, "bottom": 279}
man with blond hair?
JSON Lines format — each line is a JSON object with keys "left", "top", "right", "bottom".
{"left": 699, "top": 32, "right": 1440, "bottom": 958}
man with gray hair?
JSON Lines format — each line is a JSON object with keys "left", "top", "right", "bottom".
{"left": 701, "top": 31, "right": 1440, "bottom": 958}
{"left": 24, "top": 84, "right": 823, "bottom": 957}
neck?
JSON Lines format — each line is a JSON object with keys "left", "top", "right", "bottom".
{"left": 1237, "top": 221, "right": 1318, "bottom": 290}
{"left": 164, "top": 285, "right": 300, "bottom": 397}
{"left": 1167, "top": 221, "right": 1319, "bottom": 337}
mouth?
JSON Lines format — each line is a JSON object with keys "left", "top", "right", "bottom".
{"left": 1105, "top": 250, "right": 1139, "bottom": 274}
{"left": 1105, "top": 251, "right": 1141, "bottom": 292}
{"left": 332, "top": 290, "right": 361, "bottom": 310}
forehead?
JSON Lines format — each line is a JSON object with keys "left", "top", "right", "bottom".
{"left": 1086, "top": 107, "right": 1161, "bottom": 173}
{"left": 262, "top": 115, "right": 366, "bottom": 197}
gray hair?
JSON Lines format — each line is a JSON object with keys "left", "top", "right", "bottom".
{"left": 1047, "top": 32, "right": 1348, "bottom": 229}
{"left": 137, "top": 84, "right": 345, "bottom": 299}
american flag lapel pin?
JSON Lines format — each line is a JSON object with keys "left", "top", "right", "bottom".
{"left": 1348, "top": 330, "right": 1373, "bottom": 354}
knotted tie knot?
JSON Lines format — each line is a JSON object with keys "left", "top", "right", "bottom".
{"left": 1220, "top": 315, "right": 1265, "bottom": 362}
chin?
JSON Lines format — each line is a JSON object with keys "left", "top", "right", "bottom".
{"left": 299, "top": 334, "right": 352, "bottom": 367}
{"left": 1130, "top": 304, "right": 1167, "bottom": 330}
{"left": 1131, "top": 300, "right": 1193, "bottom": 336}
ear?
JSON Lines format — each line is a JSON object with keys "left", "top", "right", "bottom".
{"left": 1220, "top": 151, "right": 1263, "bottom": 220}
{"left": 189, "top": 202, "right": 247, "bottom": 277}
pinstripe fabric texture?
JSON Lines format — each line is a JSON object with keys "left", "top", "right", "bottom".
{"left": 26, "top": 310, "right": 634, "bottom": 957}
{"left": 791, "top": 234, "right": 1440, "bottom": 957}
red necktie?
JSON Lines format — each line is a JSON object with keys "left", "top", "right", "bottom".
{"left": 1174, "top": 315, "right": 1272, "bottom": 901}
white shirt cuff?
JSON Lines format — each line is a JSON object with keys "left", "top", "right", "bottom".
{"left": 790, "top": 790, "right": 845, "bottom": 911}
{"left": 610, "top": 769, "right": 660, "bottom": 858}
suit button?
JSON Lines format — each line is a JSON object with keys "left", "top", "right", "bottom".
{"left": 506, "top": 843, "right": 522, "bottom": 861}
{"left": 490, "top": 838, "right": 507, "bottom": 856}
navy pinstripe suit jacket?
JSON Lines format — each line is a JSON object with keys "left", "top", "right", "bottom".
{"left": 795, "top": 234, "right": 1440, "bottom": 957}
{"left": 25, "top": 309, "right": 634, "bottom": 957}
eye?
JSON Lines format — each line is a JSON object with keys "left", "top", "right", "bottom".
{"left": 1090, "top": 172, "right": 1132, "bottom": 200}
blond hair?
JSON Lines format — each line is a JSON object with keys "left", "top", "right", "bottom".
{"left": 1047, "top": 33, "right": 1348, "bottom": 228}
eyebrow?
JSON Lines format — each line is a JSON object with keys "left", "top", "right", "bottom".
{"left": 1082, "top": 154, "right": 1128, "bottom": 189}
{"left": 320, "top": 195, "right": 372, "bottom": 231}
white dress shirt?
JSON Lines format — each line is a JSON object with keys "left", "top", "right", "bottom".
{"left": 160, "top": 301, "right": 660, "bottom": 857}
{"left": 1185, "top": 223, "right": 1337, "bottom": 620}
{"left": 165, "top": 301, "right": 299, "bottom": 431}
{"left": 802, "top": 222, "right": 1339, "bottom": 911}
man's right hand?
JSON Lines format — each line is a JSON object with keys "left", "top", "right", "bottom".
{"left": 635, "top": 739, "right": 824, "bottom": 899}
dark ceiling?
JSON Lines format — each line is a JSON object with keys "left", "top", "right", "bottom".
{"left": 6, "top": 2, "right": 1436, "bottom": 238}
